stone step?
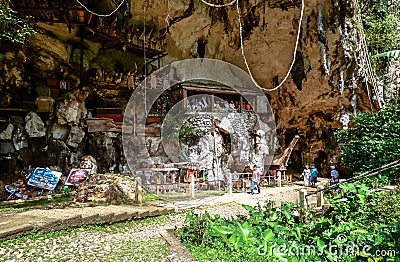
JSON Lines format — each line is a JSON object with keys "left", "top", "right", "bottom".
{"left": 0, "top": 205, "right": 176, "bottom": 241}
{"left": 88, "top": 206, "right": 116, "bottom": 224}
{"left": 0, "top": 224, "right": 34, "bottom": 241}
{"left": 158, "top": 207, "right": 175, "bottom": 216}
{"left": 81, "top": 213, "right": 100, "bottom": 225}
{"left": 136, "top": 209, "right": 150, "bottom": 218}
{"left": 109, "top": 211, "right": 130, "bottom": 223}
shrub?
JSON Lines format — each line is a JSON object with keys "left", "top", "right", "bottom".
{"left": 335, "top": 105, "right": 400, "bottom": 180}
{"left": 181, "top": 186, "right": 400, "bottom": 261}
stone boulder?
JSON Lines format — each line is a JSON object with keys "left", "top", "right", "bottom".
{"left": 73, "top": 174, "right": 136, "bottom": 203}
{"left": 25, "top": 111, "right": 46, "bottom": 138}
{"left": 0, "top": 123, "right": 14, "bottom": 140}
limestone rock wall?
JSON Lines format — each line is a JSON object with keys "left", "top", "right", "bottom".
{"left": 0, "top": 0, "right": 377, "bottom": 177}
{"left": 128, "top": 0, "right": 377, "bottom": 175}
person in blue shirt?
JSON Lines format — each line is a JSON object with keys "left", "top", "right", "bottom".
{"left": 310, "top": 164, "right": 318, "bottom": 187}
{"left": 250, "top": 166, "right": 261, "bottom": 195}
{"left": 330, "top": 166, "right": 339, "bottom": 188}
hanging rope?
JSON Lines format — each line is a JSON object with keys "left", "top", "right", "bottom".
{"left": 235, "top": 0, "right": 304, "bottom": 92}
{"left": 354, "top": 0, "right": 383, "bottom": 108}
{"left": 200, "top": 0, "right": 237, "bottom": 8}
{"left": 75, "top": 0, "right": 126, "bottom": 17}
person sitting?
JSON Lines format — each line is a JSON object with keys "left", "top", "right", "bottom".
{"left": 229, "top": 100, "right": 235, "bottom": 111}
{"left": 222, "top": 100, "right": 230, "bottom": 112}
{"left": 190, "top": 98, "right": 198, "bottom": 111}
{"left": 242, "top": 101, "right": 247, "bottom": 112}
{"left": 234, "top": 101, "right": 240, "bottom": 112}
{"left": 200, "top": 97, "right": 208, "bottom": 111}
{"left": 214, "top": 101, "right": 221, "bottom": 112}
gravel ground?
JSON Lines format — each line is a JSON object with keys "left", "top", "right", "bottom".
{"left": 0, "top": 182, "right": 322, "bottom": 261}
{"left": 0, "top": 203, "right": 247, "bottom": 262}
{"left": 0, "top": 214, "right": 183, "bottom": 262}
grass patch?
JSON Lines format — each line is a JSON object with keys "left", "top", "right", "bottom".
{"left": 143, "top": 193, "right": 159, "bottom": 200}
{"left": 0, "top": 194, "right": 74, "bottom": 214}
{"left": 158, "top": 191, "right": 224, "bottom": 202}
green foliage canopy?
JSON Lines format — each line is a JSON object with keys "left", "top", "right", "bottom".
{"left": 335, "top": 106, "right": 400, "bottom": 174}
{"left": 360, "top": 0, "right": 400, "bottom": 56}
{"left": 0, "top": 0, "right": 35, "bottom": 44}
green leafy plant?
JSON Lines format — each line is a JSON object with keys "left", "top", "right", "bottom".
{"left": 335, "top": 105, "right": 400, "bottom": 181}
{"left": 162, "top": 106, "right": 205, "bottom": 144}
{"left": 0, "top": 0, "right": 36, "bottom": 44}
{"left": 360, "top": 0, "right": 400, "bottom": 56}
{"left": 181, "top": 187, "right": 400, "bottom": 261}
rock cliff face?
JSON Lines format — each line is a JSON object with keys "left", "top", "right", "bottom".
{"left": 126, "top": 0, "right": 378, "bottom": 174}
{"left": 0, "top": 0, "right": 378, "bottom": 177}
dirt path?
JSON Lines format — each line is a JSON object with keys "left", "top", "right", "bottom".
{"left": 167, "top": 178, "right": 329, "bottom": 210}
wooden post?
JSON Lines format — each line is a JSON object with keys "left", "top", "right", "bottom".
{"left": 299, "top": 189, "right": 307, "bottom": 209}
{"left": 177, "top": 173, "right": 180, "bottom": 193}
{"left": 228, "top": 173, "right": 232, "bottom": 194}
{"left": 170, "top": 171, "right": 175, "bottom": 192}
{"left": 211, "top": 94, "right": 215, "bottom": 112}
{"left": 182, "top": 89, "right": 188, "bottom": 109}
{"left": 277, "top": 170, "right": 282, "bottom": 187}
{"left": 79, "top": 35, "right": 84, "bottom": 83}
{"left": 135, "top": 177, "right": 143, "bottom": 204}
{"left": 133, "top": 109, "right": 136, "bottom": 136}
{"left": 156, "top": 174, "right": 161, "bottom": 195}
{"left": 188, "top": 174, "right": 195, "bottom": 198}
{"left": 163, "top": 174, "right": 166, "bottom": 193}
{"left": 317, "top": 185, "right": 324, "bottom": 207}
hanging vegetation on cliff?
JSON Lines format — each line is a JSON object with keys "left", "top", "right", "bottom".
{"left": 0, "top": 0, "right": 36, "bottom": 44}
{"left": 360, "top": 0, "right": 400, "bottom": 57}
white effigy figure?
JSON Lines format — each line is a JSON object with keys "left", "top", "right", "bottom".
{"left": 253, "top": 129, "right": 269, "bottom": 169}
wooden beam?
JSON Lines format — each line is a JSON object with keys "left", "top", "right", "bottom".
{"left": 62, "top": 11, "right": 72, "bottom": 33}
{"left": 79, "top": 35, "right": 84, "bottom": 82}
{"left": 13, "top": 7, "right": 85, "bottom": 11}
{"left": 182, "top": 85, "right": 259, "bottom": 95}
{"left": 87, "top": 13, "right": 94, "bottom": 25}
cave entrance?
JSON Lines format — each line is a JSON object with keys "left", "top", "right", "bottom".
{"left": 197, "top": 39, "right": 206, "bottom": 58}
{"left": 314, "top": 150, "right": 329, "bottom": 177}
